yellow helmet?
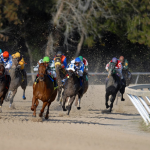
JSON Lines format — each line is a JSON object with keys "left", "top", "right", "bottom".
{"left": 15, "top": 52, "right": 20, "bottom": 58}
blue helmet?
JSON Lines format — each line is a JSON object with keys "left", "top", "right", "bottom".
{"left": 75, "top": 57, "right": 81, "bottom": 63}
{"left": 0, "top": 49, "right": 2, "bottom": 54}
{"left": 112, "top": 57, "right": 118, "bottom": 64}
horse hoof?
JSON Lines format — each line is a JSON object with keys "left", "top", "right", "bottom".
{"left": 121, "top": 98, "right": 125, "bottom": 101}
{"left": 31, "top": 107, "right": 34, "bottom": 111}
{"left": 45, "top": 116, "right": 49, "bottom": 120}
{"left": 109, "top": 108, "right": 112, "bottom": 112}
{"left": 22, "top": 96, "right": 26, "bottom": 100}
{"left": 5, "top": 99, "right": 9, "bottom": 102}
{"left": 32, "top": 115, "right": 36, "bottom": 117}
{"left": 77, "top": 107, "right": 81, "bottom": 110}
{"left": 39, "top": 113, "right": 43, "bottom": 117}
{"left": 62, "top": 106, "right": 67, "bottom": 111}
{"left": 106, "top": 105, "right": 109, "bottom": 109}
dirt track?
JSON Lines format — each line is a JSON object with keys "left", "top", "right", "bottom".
{"left": 0, "top": 85, "right": 150, "bottom": 150}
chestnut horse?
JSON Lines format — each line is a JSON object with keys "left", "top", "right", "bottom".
{"left": 0, "top": 63, "right": 11, "bottom": 112}
{"left": 31, "top": 63, "right": 57, "bottom": 119}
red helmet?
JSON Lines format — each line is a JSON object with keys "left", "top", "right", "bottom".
{"left": 119, "top": 56, "right": 124, "bottom": 63}
{"left": 3, "top": 51, "right": 9, "bottom": 58}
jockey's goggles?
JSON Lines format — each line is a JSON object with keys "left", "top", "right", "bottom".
{"left": 4, "top": 57, "right": 8, "bottom": 59}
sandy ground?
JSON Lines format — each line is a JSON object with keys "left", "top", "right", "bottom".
{"left": 0, "top": 85, "right": 150, "bottom": 150}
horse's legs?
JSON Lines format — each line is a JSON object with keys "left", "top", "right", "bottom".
{"left": 77, "top": 95, "right": 81, "bottom": 110}
{"left": 62, "top": 94, "right": 67, "bottom": 111}
{"left": 121, "top": 92, "right": 125, "bottom": 101}
{"left": 33, "top": 100, "right": 39, "bottom": 117}
{"left": 66, "top": 96, "right": 75, "bottom": 115}
{"left": 39, "top": 101, "right": 47, "bottom": 117}
{"left": 45, "top": 102, "right": 51, "bottom": 120}
{"left": 110, "top": 94, "right": 116, "bottom": 112}
{"left": 31, "top": 95, "right": 36, "bottom": 111}
{"left": 45, "top": 90, "right": 57, "bottom": 119}
{"left": 21, "top": 74, "right": 27, "bottom": 100}
{"left": 0, "top": 97, "right": 3, "bottom": 113}
{"left": 120, "top": 87, "right": 125, "bottom": 101}
{"left": 105, "top": 93, "right": 109, "bottom": 109}
{"left": 57, "top": 89, "right": 61, "bottom": 102}
{"left": 9, "top": 89, "right": 17, "bottom": 108}
{"left": 22, "top": 89, "right": 26, "bottom": 100}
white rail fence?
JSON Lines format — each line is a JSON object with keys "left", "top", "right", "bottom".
{"left": 125, "top": 85, "right": 150, "bottom": 125}
{"left": 27, "top": 72, "right": 150, "bottom": 84}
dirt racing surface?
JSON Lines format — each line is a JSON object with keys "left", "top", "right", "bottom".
{"left": 0, "top": 85, "right": 150, "bottom": 150}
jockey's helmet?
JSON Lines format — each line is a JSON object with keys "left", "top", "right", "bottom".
{"left": 79, "top": 56, "right": 83, "bottom": 61}
{"left": 0, "top": 49, "right": 2, "bottom": 54}
{"left": 75, "top": 57, "right": 81, "bottom": 63}
{"left": 15, "top": 52, "right": 21, "bottom": 58}
{"left": 43, "top": 56, "right": 50, "bottom": 63}
{"left": 3, "top": 51, "right": 9, "bottom": 59}
{"left": 112, "top": 57, "right": 118, "bottom": 64}
{"left": 56, "top": 51, "right": 62, "bottom": 57}
{"left": 119, "top": 56, "right": 124, "bottom": 63}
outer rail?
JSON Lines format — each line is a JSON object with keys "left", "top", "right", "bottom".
{"left": 125, "top": 85, "right": 150, "bottom": 125}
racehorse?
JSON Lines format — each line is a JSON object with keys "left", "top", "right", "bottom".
{"left": 105, "top": 62, "right": 126, "bottom": 112}
{"left": 5, "top": 58, "right": 27, "bottom": 108}
{"left": 31, "top": 63, "right": 57, "bottom": 119}
{"left": 54, "top": 56, "right": 67, "bottom": 103}
{"left": 62, "top": 65, "right": 84, "bottom": 115}
{"left": 0, "top": 63, "right": 11, "bottom": 112}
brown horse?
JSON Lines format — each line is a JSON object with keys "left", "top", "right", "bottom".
{"left": 0, "top": 63, "right": 11, "bottom": 113}
{"left": 31, "top": 63, "right": 57, "bottom": 119}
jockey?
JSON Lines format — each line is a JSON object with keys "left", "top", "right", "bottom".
{"left": 54, "top": 51, "right": 67, "bottom": 70}
{"left": 119, "top": 56, "right": 128, "bottom": 70}
{"left": 12, "top": 52, "right": 26, "bottom": 80}
{"left": 67, "top": 57, "right": 84, "bottom": 86}
{"left": 78, "top": 56, "right": 88, "bottom": 72}
{"left": 34, "top": 56, "right": 57, "bottom": 88}
{"left": 0, "top": 51, "right": 12, "bottom": 88}
{"left": 0, "top": 51, "right": 12, "bottom": 75}
{"left": 106, "top": 57, "right": 124, "bottom": 83}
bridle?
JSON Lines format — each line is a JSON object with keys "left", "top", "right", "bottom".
{"left": 38, "top": 64, "right": 47, "bottom": 81}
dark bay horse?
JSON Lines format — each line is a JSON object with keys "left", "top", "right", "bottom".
{"left": 5, "top": 58, "right": 27, "bottom": 108}
{"left": 31, "top": 63, "right": 57, "bottom": 119}
{"left": 0, "top": 63, "right": 11, "bottom": 112}
{"left": 105, "top": 63, "right": 126, "bottom": 112}
{"left": 62, "top": 66, "right": 83, "bottom": 115}
{"left": 54, "top": 56, "right": 67, "bottom": 102}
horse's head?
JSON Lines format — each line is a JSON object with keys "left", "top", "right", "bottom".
{"left": 66, "top": 63, "right": 76, "bottom": 77}
{"left": 12, "top": 58, "right": 19, "bottom": 68}
{"left": 108, "top": 63, "right": 116, "bottom": 77}
{"left": 38, "top": 63, "right": 47, "bottom": 81}
{"left": 0, "top": 63, "right": 5, "bottom": 77}
{"left": 54, "top": 57, "right": 61, "bottom": 70}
